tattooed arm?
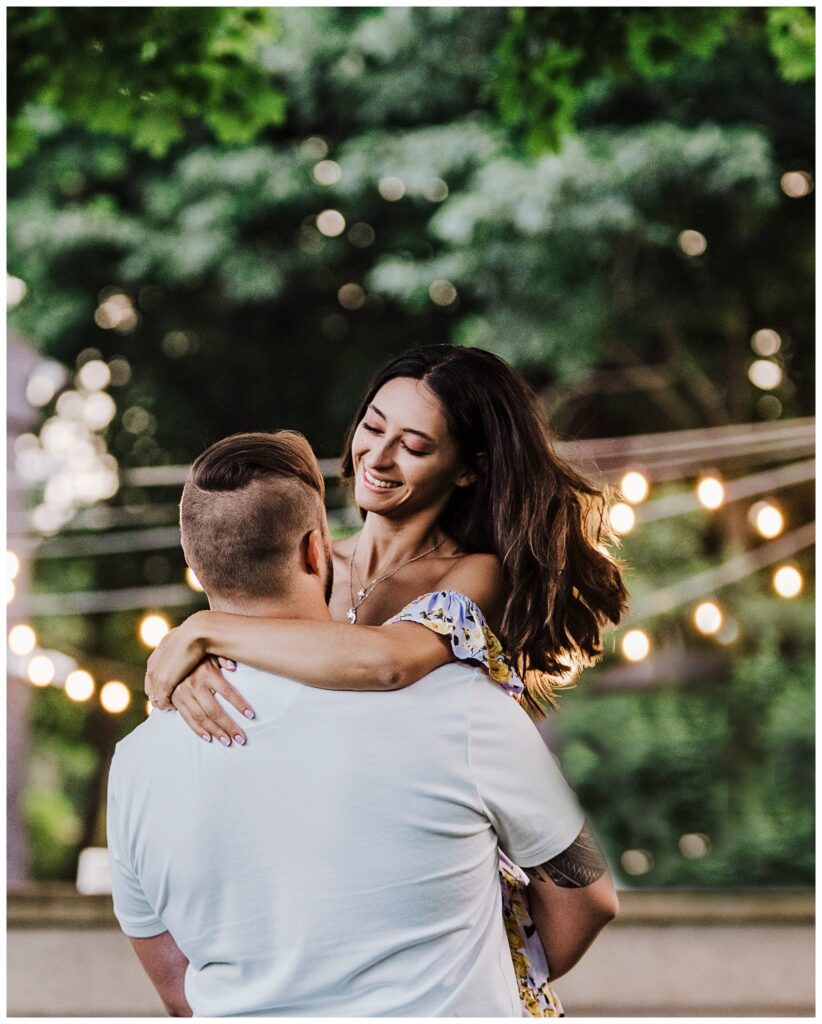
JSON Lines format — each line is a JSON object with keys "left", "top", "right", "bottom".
{"left": 523, "top": 821, "right": 619, "bottom": 981}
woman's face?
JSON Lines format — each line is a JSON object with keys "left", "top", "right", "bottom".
{"left": 350, "top": 376, "right": 475, "bottom": 519}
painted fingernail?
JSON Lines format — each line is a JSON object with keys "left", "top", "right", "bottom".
{"left": 243, "top": 709, "right": 255, "bottom": 720}
{"left": 234, "top": 735, "right": 245, "bottom": 746}
{"left": 219, "top": 736, "right": 230, "bottom": 747}
{"left": 201, "top": 734, "right": 212, "bottom": 743}
{"left": 226, "top": 660, "right": 237, "bottom": 671}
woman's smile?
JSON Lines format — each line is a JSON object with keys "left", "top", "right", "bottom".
{"left": 362, "top": 465, "right": 402, "bottom": 491}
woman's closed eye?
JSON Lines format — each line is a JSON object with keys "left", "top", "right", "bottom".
{"left": 362, "top": 423, "right": 428, "bottom": 456}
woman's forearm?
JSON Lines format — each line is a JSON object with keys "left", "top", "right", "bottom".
{"left": 199, "top": 612, "right": 446, "bottom": 691}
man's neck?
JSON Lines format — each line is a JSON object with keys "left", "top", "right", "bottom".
{"left": 208, "top": 583, "right": 332, "bottom": 622}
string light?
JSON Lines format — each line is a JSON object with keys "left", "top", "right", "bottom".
{"left": 622, "top": 629, "right": 650, "bottom": 662}
{"left": 620, "top": 470, "right": 649, "bottom": 504}
{"left": 8, "top": 624, "right": 36, "bottom": 656}
{"left": 679, "top": 833, "right": 711, "bottom": 858}
{"left": 65, "top": 670, "right": 95, "bottom": 702}
{"left": 7, "top": 579, "right": 16, "bottom": 605}
{"left": 693, "top": 600, "right": 723, "bottom": 635}
{"left": 773, "top": 565, "right": 803, "bottom": 598}
{"left": 101, "top": 681, "right": 131, "bottom": 713}
{"left": 748, "top": 500, "right": 784, "bottom": 539}
{"left": 185, "top": 567, "right": 204, "bottom": 592}
{"left": 139, "top": 613, "right": 171, "bottom": 649}
{"left": 7, "top": 550, "right": 20, "bottom": 580}
{"left": 609, "top": 502, "right": 636, "bottom": 534}
{"left": 27, "top": 655, "right": 56, "bottom": 687}
{"left": 620, "top": 849, "right": 653, "bottom": 875}
{"left": 696, "top": 475, "right": 724, "bottom": 509}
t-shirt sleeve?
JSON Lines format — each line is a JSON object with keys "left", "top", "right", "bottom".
{"left": 467, "top": 672, "right": 586, "bottom": 868}
{"left": 106, "top": 754, "right": 167, "bottom": 938}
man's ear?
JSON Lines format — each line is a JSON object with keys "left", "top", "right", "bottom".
{"left": 301, "top": 528, "right": 328, "bottom": 577}
{"left": 455, "top": 452, "right": 486, "bottom": 489}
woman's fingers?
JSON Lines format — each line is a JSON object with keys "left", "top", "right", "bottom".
{"left": 172, "top": 684, "right": 244, "bottom": 747}
{"left": 168, "top": 659, "right": 254, "bottom": 746}
{"left": 216, "top": 657, "right": 237, "bottom": 671}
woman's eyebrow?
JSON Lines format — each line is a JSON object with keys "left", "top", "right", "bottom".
{"left": 368, "top": 404, "right": 435, "bottom": 444}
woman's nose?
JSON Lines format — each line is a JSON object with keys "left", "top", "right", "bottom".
{"left": 366, "top": 436, "right": 394, "bottom": 468}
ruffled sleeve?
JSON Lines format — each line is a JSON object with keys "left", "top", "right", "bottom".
{"left": 385, "top": 589, "right": 524, "bottom": 698}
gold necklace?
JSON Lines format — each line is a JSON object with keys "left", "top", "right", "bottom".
{"left": 347, "top": 534, "right": 446, "bottom": 623}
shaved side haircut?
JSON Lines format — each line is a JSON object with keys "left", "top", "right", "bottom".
{"left": 180, "top": 431, "right": 326, "bottom": 601}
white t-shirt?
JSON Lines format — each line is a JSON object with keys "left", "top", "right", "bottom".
{"left": 107, "top": 662, "right": 585, "bottom": 1017}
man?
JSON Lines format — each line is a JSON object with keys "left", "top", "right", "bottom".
{"left": 107, "top": 430, "right": 618, "bottom": 1017}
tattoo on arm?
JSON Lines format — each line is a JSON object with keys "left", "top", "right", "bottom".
{"left": 524, "top": 821, "right": 608, "bottom": 888}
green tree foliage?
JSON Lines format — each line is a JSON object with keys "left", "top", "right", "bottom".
{"left": 7, "top": 7, "right": 286, "bottom": 164}
{"left": 493, "top": 7, "right": 815, "bottom": 154}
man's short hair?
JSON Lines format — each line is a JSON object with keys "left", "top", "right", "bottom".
{"left": 180, "top": 431, "right": 326, "bottom": 601}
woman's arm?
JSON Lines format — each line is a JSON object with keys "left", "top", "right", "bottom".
{"left": 145, "top": 552, "right": 504, "bottom": 745}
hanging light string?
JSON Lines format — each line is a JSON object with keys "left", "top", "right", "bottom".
{"left": 624, "top": 521, "right": 814, "bottom": 624}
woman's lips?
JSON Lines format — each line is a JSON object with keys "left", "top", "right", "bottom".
{"left": 361, "top": 464, "right": 402, "bottom": 492}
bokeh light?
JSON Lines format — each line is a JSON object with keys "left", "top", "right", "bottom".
{"left": 621, "top": 849, "right": 653, "bottom": 875}
{"left": 679, "top": 833, "right": 711, "bottom": 859}
{"left": 139, "top": 613, "right": 171, "bottom": 649}
{"left": 7, "top": 274, "right": 27, "bottom": 309}
{"left": 693, "top": 600, "right": 723, "bottom": 635}
{"left": 347, "top": 222, "right": 375, "bottom": 248}
{"left": 7, "top": 550, "right": 21, "bottom": 581}
{"left": 748, "top": 500, "right": 784, "bottom": 539}
{"left": 677, "top": 229, "right": 707, "bottom": 256}
{"left": 77, "top": 359, "right": 112, "bottom": 391}
{"left": 101, "top": 681, "right": 131, "bottom": 713}
{"left": 378, "top": 176, "right": 405, "bottom": 201}
{"left": 620, "top": 470, "right": 649, "bottom": 504}
{"left": 697, "top": 476, "right": 724, "bottom": 510}
{"left": 773, "top": 565, "right": 803, "bottom": 598}
{"left": 780, "top": 170, "right": 813, "bottom": 198}
{"left": 338, "top": 283, "right": 366, "bottom": 310}
{"left": 312, "top": 160, "right": 342, "bottom": 185}
{"left": 27, "top": 655, "right": 56, "bottom": 687}
{"left": 609, "top": 502, "right": 636, "bottom": 534}
{"left": 316, "top": 209, "right": 346, "bottom": 237}
{"left": 751, "top": 328, "right": 782, "bottom": 356}
{"left": 65, "top": 669, "right": 95, "bottom": 702}
{"left": 186, "top": 567, "right": 205, "bottom": 592}
{"left": 8, "top": 624, "right": 37, "bottom": 656}
{"left": 622, "top": 629, "right": 650, "bottom": 662}
{"left": 428, "top": 279, "right": 457, "bottom": 306}
{"left": 747, "top": 360, "right": 783, "bottom": 391}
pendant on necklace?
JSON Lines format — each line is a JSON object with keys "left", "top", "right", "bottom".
{"left": 347, "top": 608, "right": 357, "bottom": 624}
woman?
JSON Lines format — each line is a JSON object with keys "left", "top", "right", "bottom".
{"left": 146, "top": 344, "right": 629, "bottom": 1016}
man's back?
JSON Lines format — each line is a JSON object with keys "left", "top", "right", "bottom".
{"left": 108, "top": 662, "right": 584, "bottom": 1017}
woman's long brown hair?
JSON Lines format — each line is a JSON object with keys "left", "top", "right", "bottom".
{"left": 341, "top": 345, "right": 630, "bottom": 717}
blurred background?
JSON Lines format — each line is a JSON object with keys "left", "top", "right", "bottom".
{"left": 6, "top": 6, "right": 815, "bottom": 1016}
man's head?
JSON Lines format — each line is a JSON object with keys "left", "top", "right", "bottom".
{"left": 180, "top": 431, "right": 333, "bottom": 609}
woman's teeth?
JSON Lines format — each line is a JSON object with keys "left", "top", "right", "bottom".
{"left": 364, "top": 467, "right": 401, "bottom": 489}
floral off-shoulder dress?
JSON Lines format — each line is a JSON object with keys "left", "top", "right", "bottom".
{"left": 385, "top": 589, "right": 565, "bottom": 1018}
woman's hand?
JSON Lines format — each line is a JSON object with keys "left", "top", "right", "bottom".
{"left": 170, "top": 657, "right": 255, "bottom": 747}
{"left": 145, "top": 613, "right": 211, "bottom": 709}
